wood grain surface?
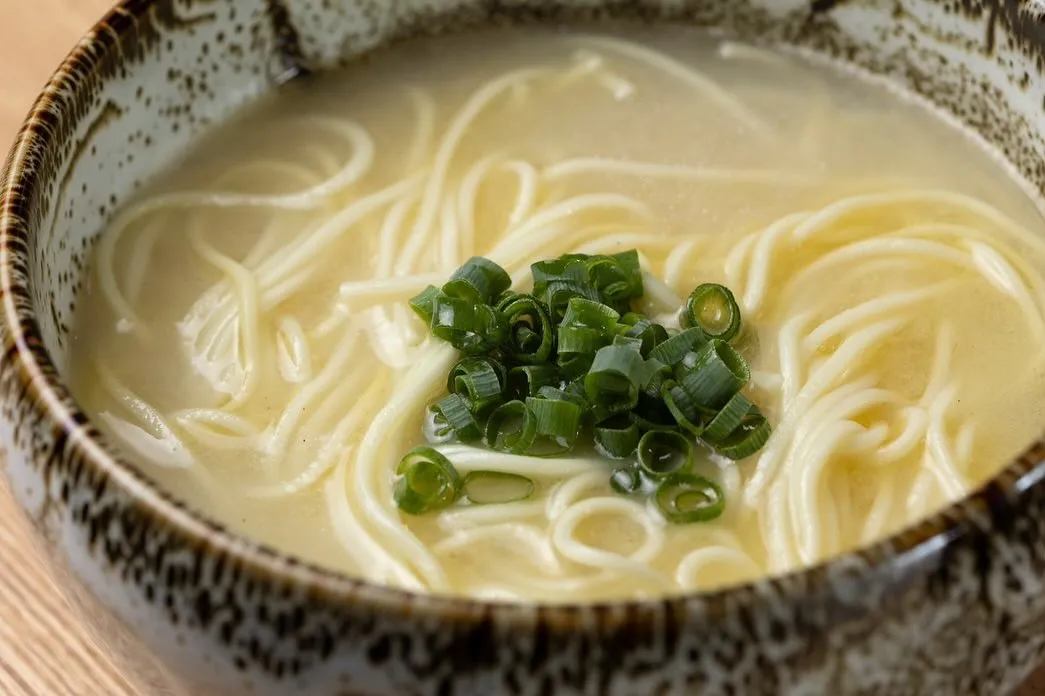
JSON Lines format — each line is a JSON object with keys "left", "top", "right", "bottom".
{"left": 0, "top": 2, "right": 1043, "bottom": 695}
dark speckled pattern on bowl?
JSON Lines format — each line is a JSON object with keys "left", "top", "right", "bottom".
{"left": 5, "top": 1, "right": 1045, "bottom": 695}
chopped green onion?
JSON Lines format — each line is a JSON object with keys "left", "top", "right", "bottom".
{"left": 649, "top": 327, "right": 708, "bottom": 367}
{"left": 394, "top": 447, "right": 462, "bottom": 515}
{"left": 629, "top": 394, "right": 678, "bottom": 432}
{"left": 508, "top": 364, "right": 560, "bottom": 399}
{"left": 526, "top": 396, "right": 583, "bottom": 453}
{"left": 443, "top": 256, "right": 511, "bottom": 305}
{"left": 610, "top": 465, "right": 644, "bottom": 494}
{"left": 703, "top": 392, "right": 753, "bottom": 442}
{"left": 431, "top": 296, "right": 506, "bottom": 355}
{"left": 431, "top": 393, "right": 482, "bottom": 442}
{"left": 682, "top": 283, "right": 741, "bottom": 342}
{"left": 620, "top": 315, "right": 669, "bottom": 356}
{"left": 560, "top": 297, "right": 620, "bottom": 332}
{"left": 676, "top": 339, "right": 750, "bottom": 410}
{"left": 408, "top": 285, "right": 441, "bottom": 325}
{"left": 594, "top": 415, "right": 641, "bottom": 459}
{"left": 584, "top": 343, "right": 647, "bottom": 414}
{"left": 661, "top": 380, "right": 706, "bottom": 436}
{"left": 654, "top": 472, "right": 725, "bottom": 523}
{"left": 462, "top": 471, "right": 535, "bottom": 504}
{"left": 637, "top": 430, "right": 693, "bottom": 479}
{"left": 447, "top": 357, "right": 505, "bottom": 416}
{"left": 484, "top": 400, "right": 537, "bottom": 454}
{"left": 497, "top": 293, "right": 554, "bottom": 364}
{"left": 711, "top": 413, "right": 772, "bottom": 460}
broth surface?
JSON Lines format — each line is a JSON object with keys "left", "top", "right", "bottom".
{"left": 69, "top": 25, "right": 1045, "bottom": 600}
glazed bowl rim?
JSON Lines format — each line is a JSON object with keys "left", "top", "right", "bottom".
{"left": 1, "top": 0, "right": 1039, "bottom": 624}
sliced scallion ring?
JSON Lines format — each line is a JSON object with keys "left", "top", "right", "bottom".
{"left": 430, "top": 393, "right": 482, "bottom": 442}
{"left": 497, "top": 293, "right": 554, "bottom": 364}
{"left": 526, "top": 396, "right": 583, "bottom": 453}
{"left": 637, "top": 430, "right": 693, "bottom": 479}
{"left": 682, "top": 283, "right": 741, "bottom": 342}
{"left": 447, "top": 357, "right": 505, "bottom": 416}
{"left": 484, "top": 400, "right": 537, "bottom": 454}
{"left": 654, "top": 472, "right": 725, "bottom": 523}
{"left": 594, "top": 415, "right": 640, "bottom": 459}
{"left": 703, "top": 392, "right": 753, "bottom": 442}
{"left": 711, "top": 413, "right": 772, "bottom": 460}
{"left": 443, "top": 256, "right": 511, "bottom": 305}
{"left": 584, "top": 343, "right": 647, "bottom": 414}
{"left": 394, "top": 447, "right": 462, "bottom": 515}
{"left": 676, "top": 339, "right": 750, "bottom": 410}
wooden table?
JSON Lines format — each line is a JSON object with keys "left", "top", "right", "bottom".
{"left": 0, "top": 2, "right": 1044, "bottom": 694}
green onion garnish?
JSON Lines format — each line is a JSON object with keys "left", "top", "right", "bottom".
{"left": 637, "top": 430, "right": 693, "bottom": 479}
{"left": 443, "top": 256, "right": 512, "bottom": 305}
{"left": 408, "top": 284, "right": 441, "bottom": 325}
{"left": 648, "top": 327, "right": 708, "bottom": 367}
{"left": 526, "top": 396, "right": 583, "bottom": 454}
{"left": 593, "top": 415, "right": 641, "bottom": 459}
{"left": 676, "top": 339, "right": 750, "bottom": 410}
{"left": 394, "top": 447, "right": 462, "bottom": 515}
{"left": 447, "top": 357, "right": 505, "bottom": 417}
{"left": 682, "top": 283, "right": 741, "bottom": 342}
{"left": 402, "top": 251, "right": 773, "bottom": 521}
{"left": 654, "top": 472, "right": 725, "bottom": 523}
{"left": 497, "top": 293, "right": 554, "bottom": 364}
{"left": 484, "top": 400, "right": 537, "bottom": 454}
{"left": 702, "top": 392, "right": 753, "bottom": 442}
{"left": 584, "top": 343, "right": 647, "bottom": 414}
{"left": 508, "top": 364, "right": 560, "bottom": 399}
{"left": 430, "top": 295, "right": 506, "bottom": 355}
{"left": 431, "top": 393, "right": 482, "bottom": 442}
{"left": 711, "top": 413, "right": 772, "bottom": 460}
{"left": 462, "top": 471, "right": 535, "bottom": 504}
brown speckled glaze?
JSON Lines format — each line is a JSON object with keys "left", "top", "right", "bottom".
{"left": 5, "top": 1, "right": 1045, "bottom": 695}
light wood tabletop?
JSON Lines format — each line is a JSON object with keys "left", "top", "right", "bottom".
{"left": 0, "top": 2, "right": 1044, "bottom": 695}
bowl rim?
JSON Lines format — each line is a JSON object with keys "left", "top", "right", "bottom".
{"left": 1, "top": 0, "right": 1039, "bottom": 625}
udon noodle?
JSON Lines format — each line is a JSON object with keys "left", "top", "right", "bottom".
{"left": 70, "top": 27, "right": 1045, "bottom": 601}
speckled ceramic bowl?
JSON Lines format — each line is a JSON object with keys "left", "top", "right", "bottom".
{"left": 6, "top": 1, "right": 1045, "bottom": 694}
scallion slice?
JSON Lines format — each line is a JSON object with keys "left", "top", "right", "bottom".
{"left": 594, "top": 415, "right": 641, "bottom": 459}
{"left": 676, "top": 339, "right": 750, "bottom": 410}
{"left": 394, "top": 447, "right": 462, "bottom": 515}
{"left": 661, "top": 380, "right": 705, "bottom": 436}
{"left": 649, "top": 327, "right": 708, "bottom": 367}
{"left": 654, "top": 472, "right": 725, "bottom": 523}
{"left": 431, "top": 295, "right": 506, "bottom": 355}
{"left": 508, "top": 364, "right": 560, "bottom": 399}
{"left": 431, "top": 393, "right": 482, "bottom": 442}
{"left": 497, "top": 293, "right": 554, "bottom": 364}
{"left": 711, "top": 413, "right": 772, "bottom": 460}
{"left": 484, "top": 400, "right": 537, "bottom": 454}
{"left": 408, "top": 285, "right": 441, "bottom": 325}
{"left": 443, "top": 256, "right": 511, "bottom": 305}
{"left": 447, "top": 357, "right": 505, "bottom": 416}
{"left": 526, "top": 396, "right": 583, "bottom": 453}
{"left": 462, "top": 471, "right": 535, "bottom": 504}
{"left": 584, "top": 343, "right": 647, "bottom": 414}
{"left": 637, "top": 430, "right": 693, "bottom": 479}
{"left": 682, "top": 283, "right": 741, "bottom": 342}
{"left": 702, "top": 392, "right": 753, "bottom": 442}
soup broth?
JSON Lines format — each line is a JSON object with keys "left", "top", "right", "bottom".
{"left": 69, "top": 25, "right": 1045, "bottom": 601}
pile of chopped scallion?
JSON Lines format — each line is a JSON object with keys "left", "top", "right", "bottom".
{"left": 394, "top": 251, "right": 771, "bottom": 524}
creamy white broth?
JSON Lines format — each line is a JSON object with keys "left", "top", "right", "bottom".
{"left": 69, "top": 25, "right": 1045, "bottom": 601}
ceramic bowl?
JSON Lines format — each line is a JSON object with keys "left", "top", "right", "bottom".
{"left": 5, "top": 1, "right": 1045, "bottom": 695}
